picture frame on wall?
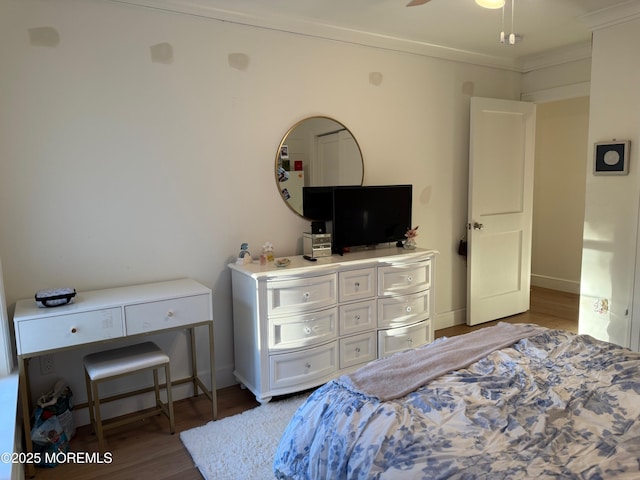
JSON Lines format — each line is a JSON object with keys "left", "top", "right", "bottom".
{"left": 280, "top": 144, "right": 289, "bottom": 160}
{"left": 593, "top": 140, "right": 630, "bottom": 175}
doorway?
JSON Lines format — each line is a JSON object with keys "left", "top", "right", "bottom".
{"left": 530, "top": 96, "right": 589, "bottom": 296}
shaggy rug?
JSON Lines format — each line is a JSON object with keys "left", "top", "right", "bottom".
{"left": 180, "top": 394, "right": 308, "bottom": 480}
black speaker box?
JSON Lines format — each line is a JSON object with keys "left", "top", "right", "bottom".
{"left": 311, "top": 221, "right": 326, "bottom": 234}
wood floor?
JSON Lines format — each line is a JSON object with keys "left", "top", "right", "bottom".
{"left": 31, "top": 286, "right": 577, "bottom": 480}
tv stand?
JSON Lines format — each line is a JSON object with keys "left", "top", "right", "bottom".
{"left": 228, "top": 246, "right": 437, "bottom": 403}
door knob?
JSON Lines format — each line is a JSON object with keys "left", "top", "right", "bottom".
{"left": 473, "top": 222, "right": 484, "bottom": 230}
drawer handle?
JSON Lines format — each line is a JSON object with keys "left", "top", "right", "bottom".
{"left": 407, "top": 275, "right": 413, "bottom": 282}
{"left": 303, "top": 292, "right": 311, "bottom": 301}
{"left": 407, "top": 338, "right": 413, "bottom": 345}
{"left": 406, "top": 306, "right": 413, "bottom": 313}
{"left": 70, "top": 327, "right": 78, "bottom": 334}
{"left": 167, "top": 310, "right": 175, "bottom": 318}
{"left": 304, "top": 326, "right": 312, "bottom": 335}
{"left": 355, "top": 347, "right": 361, "bottom": 353}
{"left": 354, "top": 314, "right": 361, "bottom": 322}
{"left": 354, "top": 282, "right": 360, "bottom": 289}
{"left": 304, "top": 362, "right": 311, "bottom": 369}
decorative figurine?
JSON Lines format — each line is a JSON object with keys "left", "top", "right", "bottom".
{"left": 404, "top": 225, "right": 419, "bottom": 249}
{"left": 262, "top": 242, "right": 275, "bottom": 263}
{"left": 236, "top": 243, "right": 252, "bottom": 265}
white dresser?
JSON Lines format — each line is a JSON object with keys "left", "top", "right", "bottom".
{"left": 229, "top": 247, "right": 437, "bottom": 403}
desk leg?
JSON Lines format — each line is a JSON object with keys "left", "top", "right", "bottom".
{"left": 208, "top": 322, "right": 217, "bottom": 420}
{"left": 189, "top": 328, "right": 199, "bottom": 396}
{"left": 189, "top": 324, "right": 217, "bottom": 420}
{"left": 18, "top": 357, "right": 35, "bottom": 478}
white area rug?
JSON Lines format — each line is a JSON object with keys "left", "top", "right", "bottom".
{"left": 180, "top": 394, "right": 308, "bottom": 480}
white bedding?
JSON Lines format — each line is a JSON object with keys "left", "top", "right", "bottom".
{"left": 274, "top": 327, "right": 640, "bottom": 479}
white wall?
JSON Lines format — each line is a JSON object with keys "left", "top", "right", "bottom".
{"left": 580, "top": 13, "right": 640, "bottom": 348}
{"left": 0, "top": 0, "right": 523, "bottom": 420}
{"left": 531, "top": 97, "right": 588, "bottom": 294}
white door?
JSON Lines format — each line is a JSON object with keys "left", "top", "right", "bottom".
{"left": 315, "top": 130, "right": 362, "bottom": 186}
{"left": 467, "top": 97, "right": 536, "bottom": 326}
{"left": 316, "top": 133, "right": 340, "bottom": 185}
{"left": 338, "top": 130, "right": 362, "bottom": 184}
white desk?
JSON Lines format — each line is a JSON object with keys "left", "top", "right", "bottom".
{"left": 13, "top": 278, "right": 216, "bottom": 477}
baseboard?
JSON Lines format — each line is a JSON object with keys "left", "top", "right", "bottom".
{"left": 216, "top": 364, "right": 237, "bottom": 389}
{"left": 433, "top": 308, "right": 466, "bottom": 331}
{"left": 531, "top": 274, "right": 580, "bottom": 294}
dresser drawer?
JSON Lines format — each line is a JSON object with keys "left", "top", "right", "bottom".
{"left": 269, "top": 342, "right": 338, "bottom": 390}
{"left": 267, "top": 273, "right": 337, "bottom": 316}
{"left": 339, "top": 268, "right": 376, "bottom": 303}
{"left": 378, "top": 289, "right": 430, "bottom": 329}
{"left": 339, "top": 299, "right": 376, "bottom": 336}
{"left": 378, "top": 321, "right": 429, "bottom": 358}
{"left": 269, "top": 307, "right": 337, "bottom": 351}
{"left": 339, "top": 332, "right": 376, "bottom": 369}
{"left": 125, "top": 294, "right": 211, "bottom": 335}
{"left": 378, "top": 260, "right": 431, "bottom": 296}
{"left": 16, "top": 308, "right": 124, "bottom": 354}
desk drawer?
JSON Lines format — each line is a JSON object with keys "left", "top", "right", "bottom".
{"left": 16, "top": 308, "right": 124, "bottom": 354}
{"left": 125, "top": 294, "right": 210, "bottom": 335}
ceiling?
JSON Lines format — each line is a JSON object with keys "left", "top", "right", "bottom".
{"left": 122, "top": 0, "right": 636, "bottom": 70}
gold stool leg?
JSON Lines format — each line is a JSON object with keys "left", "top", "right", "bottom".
{"left": 92, "top": 380, "right": 106, "bottom": 454}
{"left": 84, "top": 369, "right": 96, "bottom": 434}
{"left": 153, "top": 368, "right": 161, "bottom": 408}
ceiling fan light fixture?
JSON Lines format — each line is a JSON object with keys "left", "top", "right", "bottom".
{"left": 475, "top": 0, "right": 505, "bottom": 9}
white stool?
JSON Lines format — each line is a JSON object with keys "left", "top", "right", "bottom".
{"left": 83, "top": 341, "right": 175, "bottom": 452}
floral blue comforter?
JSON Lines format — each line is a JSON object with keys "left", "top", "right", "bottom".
{"left": 273, "top": 328, "right": 640, "bottom": 479}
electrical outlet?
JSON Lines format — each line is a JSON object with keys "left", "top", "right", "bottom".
{"left": 594, "top": 298, "right": 609, "bottom": 314}
{"left": 40, "top": 354, "right": 55, "bottom": 375}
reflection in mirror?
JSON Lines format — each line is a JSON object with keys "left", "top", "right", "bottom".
{"left": 276, "top": 116, "right": 364, "bottom": 218}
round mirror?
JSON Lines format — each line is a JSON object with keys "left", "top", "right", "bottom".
{"left": 275, "top": 116, "right": 364, "bottom": 218}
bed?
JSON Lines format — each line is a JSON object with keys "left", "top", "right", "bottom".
{"left": 273, "top": 323, "right": 640, "bottom": 479}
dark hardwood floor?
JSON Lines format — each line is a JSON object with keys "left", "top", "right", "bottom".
{"left": 31, "top": 286, "right": 578, "bottom": 480}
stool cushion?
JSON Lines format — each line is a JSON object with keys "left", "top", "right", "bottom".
{"left": 84, "top": 342, "right": 169, "bottom": 381}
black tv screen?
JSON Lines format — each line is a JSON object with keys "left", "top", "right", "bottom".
{"left": 302, "top": 186, "right": 334, "bottom": 221}
{"left": 332, "top": 185, "right": 412, "bottom": 252}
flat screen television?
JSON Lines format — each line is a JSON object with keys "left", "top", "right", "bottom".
{"left": 332, "top": 185, "right": 412, "bottom": 253}
{"left": 302, "top": 186, "right": 335, "bottom": 221}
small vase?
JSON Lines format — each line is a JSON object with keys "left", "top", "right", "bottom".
{"left": 403, "top": 239, "right": 416, "bottom": 250}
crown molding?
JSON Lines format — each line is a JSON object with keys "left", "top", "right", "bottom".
{"left": 521, "top": 82, "right": 590, "bottom": 104}
{"left": 518, "top": 42, "right": 592, "bottom": 73}
{"left": 108, "top": 0, "right": 524, "bottom": 71}
{"left": 580, "top": 0, "right": 640, "bottom": 32}
{"left": 107, "top": 0, "right": 615, "bottom": 74}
